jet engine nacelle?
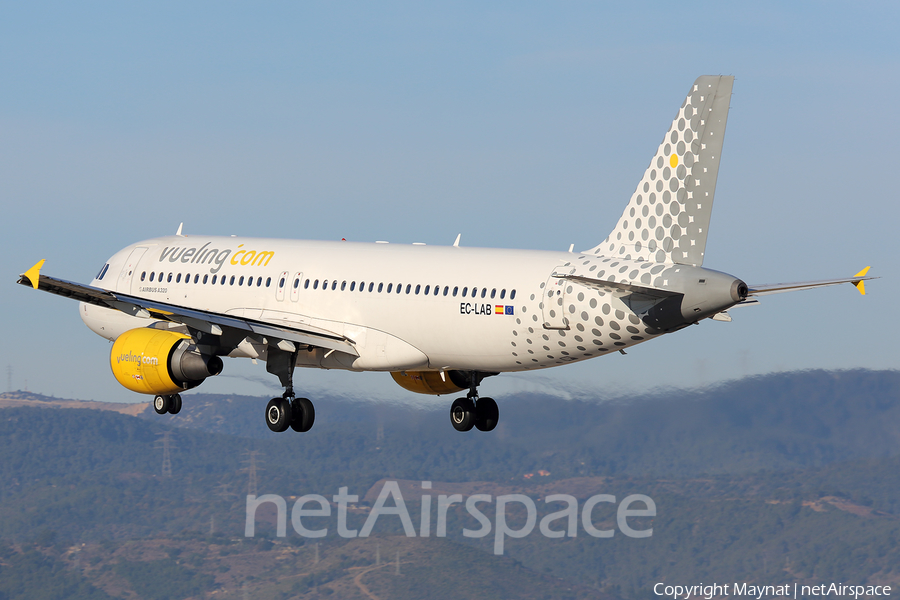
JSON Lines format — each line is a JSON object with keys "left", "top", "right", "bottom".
{"left": 110, "top": 328, "right": 223, "bottom": 395}
{"left": 390, "top": 370, "right": 468, "bottom": 395}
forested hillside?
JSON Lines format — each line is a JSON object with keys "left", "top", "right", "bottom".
{"left": 1, "top": 369, "right": 897, "bottom": 599}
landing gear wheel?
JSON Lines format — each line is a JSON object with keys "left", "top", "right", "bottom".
{"left": 450, "top": 397, "right": 476, "bottom": 432}
{"left": 290, "top": 397, "right": 315, "bottom": 433}
{"left": 265, "top": 398, "right": 293, "bottom": 433}
{"left": 153, "top": 395, "right": 170, "bottom": 415}
{"left": 474, "top": 397, "right": 499, "bottom": 432}
{"left": 168, "top": 394, "right": 183, "bottom": 415}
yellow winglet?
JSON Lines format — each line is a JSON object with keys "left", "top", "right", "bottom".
{"left": 22, "top": 259, "right": 46, "bottom": 290}
{"left": 853, "top": 266, "right": 871, "bottom": 295}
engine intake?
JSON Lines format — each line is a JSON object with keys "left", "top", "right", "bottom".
{"left": 110, "top": 328, "right": 222, "bottom": 395}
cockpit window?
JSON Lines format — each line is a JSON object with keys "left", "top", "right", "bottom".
{"left": 96, "top": 264, "right": 110, "bottom": 280}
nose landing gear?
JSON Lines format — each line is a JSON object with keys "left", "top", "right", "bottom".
{"left": 449, "top": 373, "right": 499, "bottom": 432}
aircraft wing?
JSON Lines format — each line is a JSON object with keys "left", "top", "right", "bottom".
{"left": 17, "top": 260, "right": 359, "bottom": 357}
{"left": 747, "top": 267, "right": 875, "bottom": 297}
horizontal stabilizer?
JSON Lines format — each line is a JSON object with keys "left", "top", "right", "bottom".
{"left": 748, "top": 267, "right": 875, "bottom": 297}
{"left": 553, "top": 273, "right": 681, "bottom": 320}
{"left": 553, "top": 273, "right": 679, "bottom": 299}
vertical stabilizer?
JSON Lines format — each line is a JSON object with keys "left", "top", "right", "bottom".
{"left": 587, "top": 75, "right": 733, "bottom": 266}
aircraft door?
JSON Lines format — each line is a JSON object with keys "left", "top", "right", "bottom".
{"left": 119, "top": 247, "right": 148, "bottom": 294}
{"left": 275, "top": 271, "right": 289, "bottom": 302}
{"left": 290, "top": 272, "right": 303, "bottom": 302}
{"left": 541, "top": 273, "right": 569, "bottom": 330}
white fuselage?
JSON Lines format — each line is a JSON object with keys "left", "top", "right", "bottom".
{"left": 81, "top": 235, "right": 672, "bottom": 374}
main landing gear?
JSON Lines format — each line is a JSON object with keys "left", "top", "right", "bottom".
{"left": 450, "top": 374, "right": 499, "bottom": 432}
{"left": 264, "top": 346, "right": 316, "bottom": 434}
{"left": 153, "top": 394, "right": 182, "bottom": 415}
{"left": 265, "top": 395, "right": 315, "bottom": 433}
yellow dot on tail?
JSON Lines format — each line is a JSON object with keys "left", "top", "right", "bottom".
{"left": 670, "top": 154, "right": 679, "bottom": 168}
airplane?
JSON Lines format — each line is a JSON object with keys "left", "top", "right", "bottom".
{"left": 17, "top": 75, "right": 875, "bottom": 434}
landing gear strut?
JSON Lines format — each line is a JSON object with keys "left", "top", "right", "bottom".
{"left": 264, "top": 346, "right": 316, "bottom": 433}
{"left": 449, "top": 373, "right": 499, "bottom": 432}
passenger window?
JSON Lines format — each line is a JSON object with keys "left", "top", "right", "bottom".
{"left": 510, "top": 290, "right": 516, "bottom": 299}
{"left": 149, "top": 273, "right": 155, "bottom": 282}
{"left": 472, "top": 288, "right": 478, "bottom": 298}
{"left": 490, "top": 288, "right": 496, "bottom": 299}
{"left": 322, "top": 280, "right": 328, "bottom": 290}
{"left": 453, "top": 286, "right": 458, "bottom": 297}
{"left": 230, "top": 276, "right": 235, "bottom": 285}
{"left": 258, "top": 277, "right": 263, "bottom": 286}
{"left": 500, "top": 289, "right": 506, "bottom": 299}
{"left": 186, "top": 273, "right": 191, "bottom": 283}
{"left": 405, "top": 284, "right": 411, "bottom": 294}
{"left": 461, "top": 287, "right": 467, "bottom": 296}
{"left": 140, "top": 272, "right": 146, "bottom": 281}
{"left": 414, "top": 285, "right": 420, "bottom": 295}
{"left": 443, "top": 286, "right": 449, "bottom": 296}
{"left": 266, "top": 277, "right": 271, "bottom": 287}
{"left": 195, "top": 275, "right": 200, "bottom": 284}
{"left": 176, "top": 273, "right": 182, "bottom": 283}
{"left": 203, "top": 275, "right": 209, "bottom": 284}
{"left": 279, "top": 277, "right": 285, "bottom": 288}
{"left": 424, "top": 285, "right": 430, "bottom": 295}
{"left": 212, "top": 275, "right": 218, "bottom": 284}
{"left": 341, "top": 281, "right": 347, "bottom": 291}
{"left": 313, "top": 280, "right": 319, "bottom": 290}
{"left": 332, "top": 281, "right": 338, "bottom": 290}
{"left": 481, "top": 288, "right": 486, "bottom": 298}
{"left": 396, "top": 283, "right": 402, "bottom": 294}
{"left": 304, "top": 279, "right": 310, "bottom": 289}
{"left": 387, "top": 283, "right": 393, "bottom": 293}
{"left": 350, "top": 281, "right": 356, "bottom": 291}
{"left": 378, "top": 283, "right": 383, "bottom": 293}
{"left": 368, "top": 282, "right": 374, "bottom": 292}
{"left": 434, "top": 285, "right": 439, "bottom": 296}
{"left": 239, "top": 276, "right": 245, "bottom": 285}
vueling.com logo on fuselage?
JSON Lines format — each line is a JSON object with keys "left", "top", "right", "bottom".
{"left": 158, "top": 243, "right": 275, "bottom": 274}
{"left": 116, "top": 351, "right": 159, "bottom": 366}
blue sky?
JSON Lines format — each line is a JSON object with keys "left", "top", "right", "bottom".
{"left": 2, "top": 2, "right": 897, "bottom": 403}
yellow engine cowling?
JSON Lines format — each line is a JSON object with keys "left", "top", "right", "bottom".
{"left": 110, "top": 328, "right": 223, "bottom": 395}
{"left": 390, "top": 370, "right": 467, "bottom": 396}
